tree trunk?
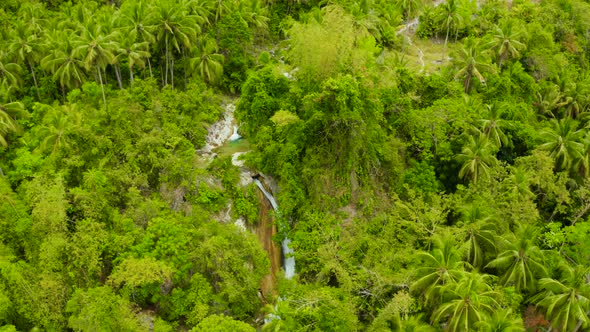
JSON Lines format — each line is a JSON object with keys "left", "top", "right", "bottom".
{"left": 443, "top": 26, "right": 450, "bottom": 62}
{"left": 171, "top": 57, "right": 174, "bottom": 89}
{"left": 115, "top": 64, "right": 123, "bottom": 90}
{"left": 130, "top": 66, "right": 134, "bottom": 85}
{"left": 103, "top": 67, "right": 108, "bottom": 85}
{"left": 147, "top": 57, "right": 153, "bottom": 78}
{"left": 28, "top": 59, "right": 39, "bottom": 99}
{"left": 183, "top": 48, "right": 187, "bottom": 89}
{"left": 464, "top": 71, "right": 472, "bottom": 93}
{"left": 165, "top": 35, "right": 169, "bottom": 86}
{"left": 97, "top": 67, "right": 107, "bottom": 108}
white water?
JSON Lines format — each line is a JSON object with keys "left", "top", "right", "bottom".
{"left": 201, "top": 103, "right": 240, "bottom": 153}
{"left": 229, "top": 125, "right": 241, "bottom": 141}
{"left": 253, "top": 178, "right": 296, "bottom": 279}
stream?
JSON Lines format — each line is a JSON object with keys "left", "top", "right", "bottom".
{"left": 200, "top": 101, "right": 296, "bottom": 282}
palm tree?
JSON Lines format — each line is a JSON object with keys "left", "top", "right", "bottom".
{"left": 533, "top": 83, "right": 569, "bottom": 118}
{"left": 458, "top": 204, "right": 497, "bottom": 268}
{"left": 453, "top": 38, "right": 496, "bottom": 93}
{"left": 0, "top": 51, "right": 22, "bottom": 96}
{"left": 562, "top": 79, "right": 590, "bottom": 119}
{"left": 504, "top": 166, "right": 534, "bottom": 199}
{"left": 538, "top": 118, "right": 585, "bottom": 172}
{"left": 432, "top": 272, "right": 500, "bottom": 332}
{"left": 188, "top": 38, "right": 224, "bottom": 85}
{"left": 457, "top": 132, "right": 498, "bottom": 184}
{"left": 118, "top": 0, "right": 156, "bottom": 77}
{"left": 37, "top": 104, "right": 81, "bottom": 155}
{"left": 211, "top": 0, "right": 232, "bottom": 24}
{"left": 490, "top": 20, "right": 526, "bottom": 69}
{"left": 411, "top": 237, "right": 466, "bottom": 305}
{"left": 184, "top": 0, "right": 212, "bottom": 25}
{"left": 478, "top": 103, "right": 511, "bottom": 148}
{"left": 576, "top": 134, "right": 590, "bottom": 178}
{"left": 114, "top": 32, "right": 151, "bottom": 86}
{"left": 394, "top": 0, "right": 425, "bottom": 20}
{"left": 0, "top": 101, "right": 25, "bottom": 147}
{"left": 7, "top": 21, "right": 43, "bottom": 96}
{"left": 439, "top": 0, "right": 464, "bottom": 61}
{"left": 474, "top": 309, "right": 525, "bottom": 332}
{"left": 41, "top": 34, "right": 87, "bottom": 95}
{"left": 485, "top": 225, "right": 547, "bottom": 292}
{"left": 74, "top": 22, "right": 117, "bottom": 107}
{"left": 152, "top": 0, "right": 199, "bottom": 88}
{"left": 533, "top": 265, "right": 590, "bottom": 332}
{"left": 238, "top": 0, "right": 270, "bottom": 30}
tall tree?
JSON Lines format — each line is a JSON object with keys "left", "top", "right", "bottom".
{"left": 478, "top": 103, "right": 511, "bottom": 148}
{"left": 0, "top": 51, "right": 22, "bottom": 97}
{"left": 439, "top": 0, "right": 464, "bottom": 61}
{"left": 533, "top": 265, "right": 590, "bottom": 332}
{"left": 432, "top": 272, "right": 500, "bottom": 332}
{"left": 188, "top": 38, "right": 224, "bottom": 85}
{"left": 152, "top": 0, "right": 199, "bottom": 88}
{"left": 490, "top": 20, "right": 526, "bottom": 69}
{"left": 118, "top": 0, "right": 156, "bottom": 77}
{"left": 113, "top": 31, "right": 150, "bottom": 86}
{"left": 457, "top": 132, "right": 498, "bottom": 183}
{"left": 538, "top": 118, "right": 585, "bottom": 172}
{"left": 41, "top": 34, "right": 87, "bottom": 95}
{"left": 74, "top": 22, "right": 117, "bottom": 108}
{"left": 452, "top": 38, "right": 496, "bottom": 93}
{"left": 475, "top": 309, "right": 525, "bottom": 332}
{"left": 0, "top": 101, "right": 25, "bottom": 147}
{"left": 485, "top": 226, "right": 547, "bottom": 292}
{"left": 7, "top": 21, "right": 43, "bottom": 96}
{"left": 411, "top": 237, "right": 466, "bottom": 305}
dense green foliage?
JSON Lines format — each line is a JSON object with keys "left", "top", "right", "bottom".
{"left": 2, "top": 0, "right": 590, "bottom": 330}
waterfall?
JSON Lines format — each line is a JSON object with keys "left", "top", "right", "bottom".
{"left": 253, "top": 178, "right": 296, "bottom": 279}
{"left": 229, "top": 125, "right": 241, "bottom": 141}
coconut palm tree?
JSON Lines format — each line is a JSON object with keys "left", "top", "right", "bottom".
{"left": 118, "top": 0, "right": 156, "bottom": 77}
{"left": 394, "top": 0, "right": 425, "bottom": 20}
{"left": 475, "top": 309, "right": 525, "bottom": 332}
{"left": 152, "top": 0, "right": 199, "bottom": 88}
{"left": 188, "top": 38, "right": 224, "bottom": 85}
{"left": 458, "top": 204, "right": 498, "bottom": 268}
{"left": 538, "top": 118, "right": 585, "bottom": 172}
{"left": 432, "top": 272, "right": 500, "bottom": 332}
{"left": 504, "top": 166, "right": 535, "bottom": 199}
{"left": 439, "top": 0, "right": 465, "bottom": 61}
{"left": 485, "top": 225, "right": 547, "bottom": 292}
{"left": 37, "top": 104, "right": 81, "bottom": 155}
{"left": 74, "top": 22, "right": 117, "bottom": 107}
{"left": 41, "top": 33, "right": 87, "bottom": 95}
{"left": 490, "top": 20, "right": 526, "bottom": 69}
{"left": 453, "top": 38, "right": 496, "bottom": 93}
{"left": 532, "top": 264, "right": 590, "bottom": 332}
{"left": 457, "top": 132, "right": 498, "bottom": 184}
{"left": 238, "top": 0, "right": 270, "bottom": 30}
{"left": 7, "top": 21, "right": 43, "bottom": 96}
{"left": 0, "top": 101, "right": 25, "bottom": 147}
{"left": 478, "top": 103, "right": 511, "bottom": 148}
{"left": 113, "top": 31, "right": 151, "bottom": 86}
{"left": 0, "top": 51, "right": 22, "bottom": 96}
{"left": 562, "top": 79, "right": 590, "bottom": 119}
{"left": 411, "top": 237, "right": 466, "bottom": 305}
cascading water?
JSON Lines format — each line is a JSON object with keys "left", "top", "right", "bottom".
{"left": 253, "top": 178, "right": 296, "bottom": 279}
{"left": 201, "top": 103, "right": 240, "bottom": 153}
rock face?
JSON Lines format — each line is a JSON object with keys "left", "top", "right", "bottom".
{"left": 201, "top": 103, "right": 238, "bottom": 153}
{"left": 254, "top": 186, "right": 281, "bottom": 300}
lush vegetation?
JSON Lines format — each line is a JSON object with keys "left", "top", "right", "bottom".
{"left": 2, "top": 0, "right": 590, "bottom": 330}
